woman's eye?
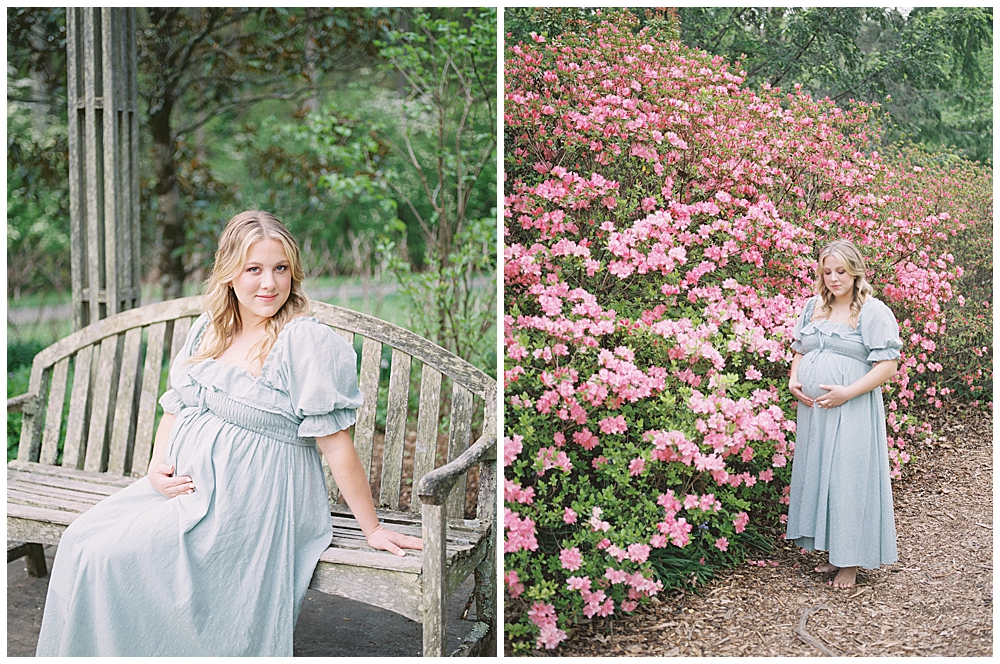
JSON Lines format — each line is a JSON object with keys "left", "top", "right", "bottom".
{"left": 247, "top": 266, "right": 259, "bottom": 273}
{"left": 276, "top": 265, "right": 288, "bottom": 272}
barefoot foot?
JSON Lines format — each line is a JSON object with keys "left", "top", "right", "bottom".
{"left": 814, "top": 561, "right": 840, "bottom": 574}
{"left": 827, "top": 566, "right": 858, "bottom": 588}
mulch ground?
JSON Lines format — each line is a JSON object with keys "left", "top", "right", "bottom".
{"left": 531, "top": 401, "right": 993, "bottom": 657}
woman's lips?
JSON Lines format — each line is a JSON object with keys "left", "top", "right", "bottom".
{"left": 257, "top": 294, "right": 277, "bottom": 301}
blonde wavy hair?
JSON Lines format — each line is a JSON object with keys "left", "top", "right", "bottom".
{"left": 813, "top": 239, "right": 874, "bottom": 327}
{"left": 190, "top": 211, "right": 310, "bottom": 365}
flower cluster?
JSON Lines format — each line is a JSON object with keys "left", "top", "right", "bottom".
{"left": 503, "top": 14, "right": 991, "bottom": 653}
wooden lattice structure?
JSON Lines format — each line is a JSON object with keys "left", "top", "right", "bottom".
{"left": 67, "top": 7, "right": 141, "bottom": 328}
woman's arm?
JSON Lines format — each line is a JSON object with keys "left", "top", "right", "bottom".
{"left": 315, "top": 429, "right": 423, "bottom": 556}
{"left": 817, "top": 360, "right": 898, "bottom": 409}
{"left": 146, "top": 413, "right": 196, "bottom": 497}
{"left": 788, "top": 353, "right": 814, "bottom": 407}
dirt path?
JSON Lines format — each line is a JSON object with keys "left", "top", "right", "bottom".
{"left": 554, "top": 402, "right": 992, "bottom": 657}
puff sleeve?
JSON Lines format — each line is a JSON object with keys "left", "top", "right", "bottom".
{"left": 280, "top": 319, "right": 364, "bottom": 438}
{"left": 860, "top": 299, "right": 903, "bottom": 362}
{"left": 790, "top": 296, "right": 817, "bottom": 354}
{"left": 158, "top": 313, "right": 209, "bottom": 415}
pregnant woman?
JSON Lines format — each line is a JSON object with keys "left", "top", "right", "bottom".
{"left": 786, "top": 240, "right": 901, "bottom": 589}
{"left": 36, "top": 211, "right": 422, "bottom": 655}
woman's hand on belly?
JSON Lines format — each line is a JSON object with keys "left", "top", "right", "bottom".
{"left": 788, "top": 352, "right": 814, "bottom": 407}
{"left": 789, "top": 377, "right": 815, "bottom": 407}
{"left": 816, "top": 383, "right": 853, "bottom": 409}
{"left": 148, "top": 463, "right": 196, "bottom": 498}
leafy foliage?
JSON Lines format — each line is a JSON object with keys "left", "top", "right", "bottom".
{"left": 371, "top": 8, "right": 498, "bottom": 370}
{"left": 505, "top": 7, "right": 993, "bottom": 163}
{"left": 503, "top": 15, "right": 991, "bottom": 652}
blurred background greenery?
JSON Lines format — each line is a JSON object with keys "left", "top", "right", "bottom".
{"left": 8, "top": 7, "right": 497, "bottom": 366}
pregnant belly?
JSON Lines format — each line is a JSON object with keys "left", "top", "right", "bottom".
{"left": 798, "top": 351, "right": 870, "bottom": 400}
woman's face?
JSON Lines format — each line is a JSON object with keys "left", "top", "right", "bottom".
{"left": 230, "top": 238, "right": 292, "bottom": 327}
{"left": 821, "top": 253, "right": 855, "bottom": 301}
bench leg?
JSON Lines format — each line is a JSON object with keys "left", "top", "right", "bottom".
{"left": 421, "top": 503, "right": 446, "bottom": 657}
{"left": 8, "top": 542, "right": 48, "bottom": 577}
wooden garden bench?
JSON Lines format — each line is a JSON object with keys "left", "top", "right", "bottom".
{"left": 7, "top": 295, "right": 496, "bottom": 656}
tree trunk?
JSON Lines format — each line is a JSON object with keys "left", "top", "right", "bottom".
{"left": 149, "top": 102, "right": 186, "bottom": 300}
{"left": 302, "top": 18, "right": 321, "bottom": 114}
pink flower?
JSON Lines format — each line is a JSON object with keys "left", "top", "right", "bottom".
{"left": 563, "top": 507, "right": 578, "bottom": 524}
{"left": 628, "top": 457, "right": 646, "bottom": 476}
{"left": 715, "top": 537, "right": 729, "bottom": 552}
{"left": 503, "top": 434, "right": 523, "bottom": 467}
{"left": 566, "top": 575, "right": 591, "bottom": 591}
{"left": 732, "top": 511, "right": 750, "bottom": 534}
{"left": 560, "top": 547, "right": 583, "bottom": 571}
{"left": 605, "top": 567, "right": 628, "bottom": 584}
{"left": 598, "top": 415, "right": 628, "bottom": 434}
{"left": 627, "top": 543, "right": 651, "bottom": 563}
{"left": 505, "top": 570, "right": 525, "bottom": 598}
{"left": 528, "top": 602, "right": 567, "bottom": 649}
{"left": 745, "top": 366, "right": 762, "bottom": 380}
{"left": 573, "top": 428, "right": 599, "bottom": 450}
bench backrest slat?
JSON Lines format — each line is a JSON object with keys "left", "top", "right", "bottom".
{"left": 41, "top": 357, "right": 71, "bottom": 466}
{"left": 62, "top": 345, "right": 94, "bottom": 469}
{"left": 84, "top": 336, "right": 120, "bottom": 472}
{"left": 445, "top": 383, "right": 474, "bottom": 519}
{"left": 132, "top": 321, "right": 168, "bottom": 474}
{"left": 412, "top": 364, "right": 442, "bottom": 513}
{"left": 378, "top": 348, "right": 411, "bottom": 510}
{"left": 108, "top": 327, "right": 143, "bottom": 475}
{"left": 168, "top": 318, "right": 192, "bottom": 384}
{"left": 16, "top": 296, "right": 495, "bottom": 518}
{"left": 354, "top": 336, "right": 381, "bottom": 481}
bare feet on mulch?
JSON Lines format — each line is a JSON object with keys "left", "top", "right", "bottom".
{"left": 536, "top": 402, "right": 992, "bottom": 657}
{"left": 814, "top": 562, "right": 839, "bottom": 574}
{"left": 828, "top": 566, "right": 858, "bottom": 589}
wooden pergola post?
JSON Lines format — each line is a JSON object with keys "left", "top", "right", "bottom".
{"left": 67, "top": 7, "right": 141, "bottom": 329}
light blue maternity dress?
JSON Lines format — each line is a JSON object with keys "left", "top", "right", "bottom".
{"left": 36, "top": 314, "right": 363, "bottom": 656}
{"left": 785, "top": 296, "right": 901, "bottom": 569}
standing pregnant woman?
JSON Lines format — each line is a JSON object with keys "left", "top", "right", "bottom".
{"left": 36, "top": 211, "right": 422, "bottom": 656}
{"left": 785, "top": 240, "right": 901, "bottom": 589}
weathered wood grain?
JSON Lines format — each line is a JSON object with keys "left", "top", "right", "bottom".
{"left": 16, "top": 358, "right": 51, "bottom": 463}
{"left": 422, "top": 502, "right": 448, "bottom": 657}
{"left": 310, "top": 560, "right": 423, "bottom": 623}
{"left": 62, "top": 346, "right": 94, "bottom": 470}
{"left": 34, "top": 298, "right": 204, "bottom": 371}
{"left": 412, "top": 363, "right": 442, "bottom": 512}
{"left": 132, "top": 321, "right": 166, "bottom": 475}
{"left": 310, "top": 302, "right": 492, "bottom": 397}
{"left": 446, "top": 384, "right": 474, "bottom": 519}
{"left": 84, "top": 335, "right": 120, "bottom": 472}
{"left": 354, "top": 337, "right": 381, "bottom": 478}
{"left": 379, "top": 348, "right": 411, "bottom": 509}
{"left": 7, "top": 513, "right": 73, "bottom": 546}
{"left": 108, "top": 327, "right": 141, "bottom": 475}
{"left": 40, "top": 357, "right": 70, "bottom": 465}
{"left": 416, "top": 432, "right": 497, "bottom": 506}
{"left": 6, "top": 392, "right": 40, "bottom": 415}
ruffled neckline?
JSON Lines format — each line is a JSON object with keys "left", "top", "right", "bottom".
{"left": 800, "top": 317, "right": 862, "bottom": 340}
{"left": 189, "top": 314, "right": 320, "bottom": 388}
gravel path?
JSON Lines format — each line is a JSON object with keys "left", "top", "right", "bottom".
{"left": 547, "top": 402, "right": 993, "bottom": 657}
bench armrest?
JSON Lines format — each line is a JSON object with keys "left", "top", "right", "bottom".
{"left": 7, "top": 392, "right": 40, "bottom": 415}
{"left": 415, "top": 432, "right": 496, "bottom": 506}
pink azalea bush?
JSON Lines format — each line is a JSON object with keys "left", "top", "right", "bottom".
{"left": 503, "top": 14, "right": 992, "bottom": 653}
